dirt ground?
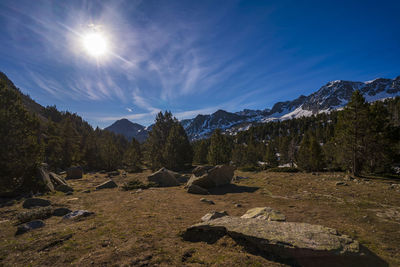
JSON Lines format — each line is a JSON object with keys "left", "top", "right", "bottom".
{"left": 0, "top": 170, "right": 399, "bottom": 266}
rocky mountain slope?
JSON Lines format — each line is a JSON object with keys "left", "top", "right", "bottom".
{"left": 180, "top": 76, "right": 400, "bottom": 140}
{"left": 104, "top": 118, "right": 148, "bottom": 143}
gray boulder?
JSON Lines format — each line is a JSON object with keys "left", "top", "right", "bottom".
{"left": 201, "top": 211, "right": 228, "bottom": 222}
{"left": 187, "top": 165, "right": 235, "bottom": 189}
{"left": 147, "top": 168, "right": 179, "bottom": 187}
{"left": 192, "top": 166, "right": 214, "bottom": 176}
{"left": 241, "top": 207, "right": 286, "bottom": 221}
{"left": 96, "top": 180, "right": 118, "bottom": 190}
{"left": 38, "top": 165, "right": 54, "bottom": 192}
{"left": 66, "top": 166, "right": 83, "bottom": 179}
{"left": 200, "top": 198, "right": 215, "bottom": 205}
{"left": 22, "top": 198, "right": 51, "bottom": 209}
{"left": 55, "top": 184, "right": 74, "bottom": 193}
{"left": 63, "top": 210, "right": 94, "bottom": 220}
{"left": 16, "top": 220, "right": 45, "bottom": 235}
{"left": 182, "top": 216, "right": 386, "bottom": 267}
{"left": 17, "top": 206, "right": 53, "bottom": 223}
{"left": 187, "top": 184, "right": 209, "bottom": 195}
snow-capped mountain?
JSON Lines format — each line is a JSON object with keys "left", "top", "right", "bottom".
{"left": 181, "top": 75, "right": 400, "bottom": 140}
{"left": 106, "top": 75, "right": 400, "bottom": 141}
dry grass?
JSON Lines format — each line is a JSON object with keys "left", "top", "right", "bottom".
{"left": 0, "top": 170, "right": 399, "bottom": 266}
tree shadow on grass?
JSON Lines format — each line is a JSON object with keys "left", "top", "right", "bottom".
{"left": 208, "top": 184, "right": 259, "bottom": 195}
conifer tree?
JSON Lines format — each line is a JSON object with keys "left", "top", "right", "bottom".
{"left": 123, "top": 138, "right": 142, "bottom": 172}
{"left": 334, "top": 90, "right": 369, "bottom": 176}
{"left": 207, "top": 129, "right": 231, "bottom": 165}
{"left": 163, "top": 123, "right": 193, "bottom": 170}
{"left": 0, "top": 79, "right": 43, "bottom": 193}
{"left": 297, "top": 132, "right": 311, "bottom": 171}
{"left": 265, "top": 144, "right": 278, "bottom": 167}
{"left": 308, "top": 135, "right": 325, "bottom": 171}
{"left": 193, "top": 139, "right": 210, "bottom": 164}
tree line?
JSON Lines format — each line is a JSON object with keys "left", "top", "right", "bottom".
{"left": 1, "top": 72, "right": 399, "bottom": 194}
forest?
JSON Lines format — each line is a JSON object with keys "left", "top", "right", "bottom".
{"left": 1, "top": 74, "right": 400, "bottom": 195}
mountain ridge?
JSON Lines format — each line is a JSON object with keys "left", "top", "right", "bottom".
{"left": 105, "top": 75, "right": 400, "bottom": 141}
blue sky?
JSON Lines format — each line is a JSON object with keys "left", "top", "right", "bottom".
{"left": 1, "top": 0, "right": 400, "bottom": 127}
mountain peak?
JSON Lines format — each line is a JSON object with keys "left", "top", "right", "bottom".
{"left": 105, "top": 119, "right": 147, "bottom": 142}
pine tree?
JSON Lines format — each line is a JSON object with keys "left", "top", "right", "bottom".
{"left": 123, "top": 138, "right": 142, "bottom": 172}
{"left": 207, "top": 129, "right": 231, "bottom": 165}
{"left": 297, "top": 132, "right": 311, "bottom": 171}
{"left": 193, "top": 139, "right": 209, "bottom": 164}
{"left": 308, "top": 135, "right": 325, "bottom": 171}
{"left": 334, "top": 90, "right": 369, "bottom": 176}
{"left": 163, "top": 123, "right": 193, "bottom": 170}
{"left": 265, "top": 144, "right": 278, "bottom": 167}
{"left": 0, "top": 79, "right": 43, "bottom": 193}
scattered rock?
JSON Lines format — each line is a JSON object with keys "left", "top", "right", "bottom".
{"left": 201, "top": 211, "right": 228, "bottom": 222}
{"left": 232, "top": 176, "right": 249, "bottom": 182}
{"left": 49, "top": 172, "right": 68, "bottom": 186}
{"left": 182, "top": 248, "right": 196, "bottom": 262}
{"left": 82, "top": 190, "right": 91, "bottom": 193}
{"left": 55, "top": 184, "right": 74, "bottom": 193}
{"left": 66, "top": 166, "right": 83, "bottom": 179}
{"left": 336, "top": 181, "right": 348, "bottom": 186}
{"left": 182, "top": 216, "right": 385, "bottom": 266}
{"left": 200, "top": 198, "right": 215, "bottom": 205}
{"left": 15, "top": 220, "right": 45, "bottom": 235}
{"left": 17, "top": 206, "right": 53, "bottom": 223}
{"left": 187, "top": 184, "right": 209, "bottom": 195}
{"left": 241, "top": 207, "right": 286, "bottom": 221}
{"left": 65, "top": 191, "right": 73, "bottom": 196}
{"left": 235, "top": 203, "right": 242, "bottom": 208}
{"left": 96, "top": 180, "right": 118, "bottom": 190}
{"left": 187, "top": 165, "right": 235, "bottom": 189}
{"left": 147, "top": 167, "right": 179, "bottom": 187}
{"left": 22, "top": 198, "right": 51, "bottom": 209}
{"left": 63, "top": 210, "right": 94, "bottom": 220}
{"left": 38, "top": 234, "right": 73, "bottom": 251}
{"left": 53, "top": 208, "right": 72, "bottom": 217}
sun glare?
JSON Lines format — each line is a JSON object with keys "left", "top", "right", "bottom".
{"left": 82, "top": 32, "right": 108, "bottom": 57}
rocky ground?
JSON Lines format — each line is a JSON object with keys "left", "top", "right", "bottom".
{"left": 0, "top": 170, "right": 399, "bottom": 266}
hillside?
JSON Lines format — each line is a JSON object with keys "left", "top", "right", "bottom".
{"left": 104, "top": 119, "right": 148, "bottom": 143}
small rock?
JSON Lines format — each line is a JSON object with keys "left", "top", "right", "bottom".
{"left": 336, "top": 181, "right": 348, "bottom": 186}
{"left": 235, "top": 204, "right": 242, "bottom": 208}
{"left": 15, "top": 220, "right": 45, "bottom": 235}
{"left": 200, "top": 198, "right": 215, "bottom": 205}
{"left": 53, "top": 208, "right": 72, "bottom": 217}
{"left": 187, "top": 184, "right": 209, "bottom": 195}
{"left": 182, "top": 248, "right": 196, "bottom": 262}
{"left": 22, "top": 198, "right": 51, "bottom": 209}
{"left": 82, "top": 190, "right": 91, "bottom": 193}
{"left": 107, "top": 171, "right": 120, "bottom": 177}
{"left": 201, "top": 211, "right": 228, "bottom": 222}
{"left": 63, "top": 210, "right": 94, "bottom": 220}
{"left": 96, "top": 180, "right": 118, "bottom": 190}
{"left": 65, "top": 192, "right": 73, "bottom": 196}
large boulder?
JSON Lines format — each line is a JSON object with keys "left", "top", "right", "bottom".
{"left": 192, "top": 166, "right": 214, "bottom": 176}
{"left": 66, "top": 166, "right": 83, "bottom": 179}
{"left": 15, "top": 220, "right": 45, "bottom": 235}
{"left": 147, "top": 168, "right": 179, "bottom": 187}
{"left": 241, "top": 207, "right": 286, "bottom": 221}
{"left": 187, "top": 165, "right": 235, "bottom": 189}
{"left": 96, "top": 180, "right": 118, "bottom": 190}
{"left": 187, "top": 184, "right": 209, "bottom": 195}
{"left": 182, "top": 216, "right": 387, "bottom": 267}
{"left": 22, "top": 198, "right": 51, "bottom": 209}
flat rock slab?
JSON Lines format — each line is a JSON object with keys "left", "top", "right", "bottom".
{"left": 66, "top": 166, "right": 83, "bottom": 179}
{"left": 182, "top": 216, "right": 387, "bottom": 267}
{"left": 201, "top": 211, "right": 228, "bottom": 222}
{"left": 16, "top": 220, "right": 45, "bottom": 235}
{"left": 22, "top": 198, "right": 51, "bottom": 209}
{"left": 53, "top": 207, "right": 72, "bottom": 217}
{"left": 96, "top": 180, "right": 118, "bottom": 190}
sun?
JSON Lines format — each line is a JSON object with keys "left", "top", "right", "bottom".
{"left": 82, "top": 32, "right": 108, "bottom": 57}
